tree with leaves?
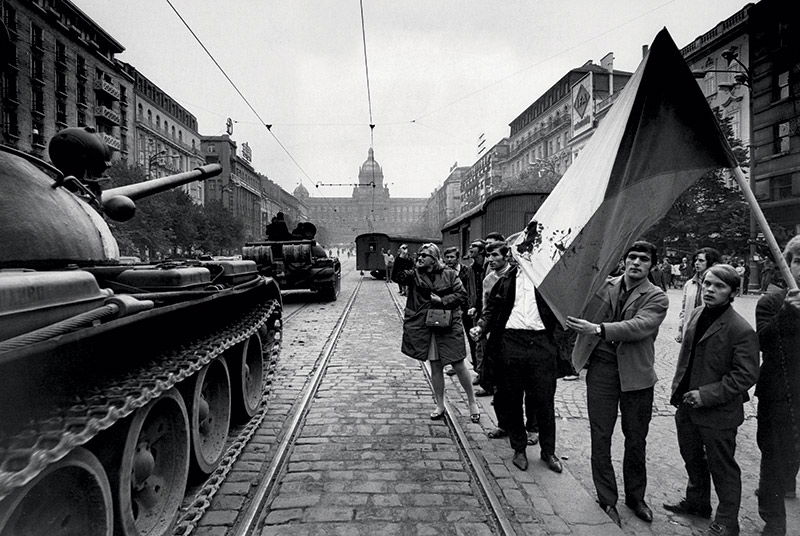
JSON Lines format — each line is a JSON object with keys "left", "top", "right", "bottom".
{"left": 645, "top": 108, "right": 749, "bottom": 259}
{"left": 497, "top": 157, "right": 562, "bottom": 193}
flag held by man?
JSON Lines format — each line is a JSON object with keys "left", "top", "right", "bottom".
{"left": 514, "top": 28, "right": 738, "bottom": 325}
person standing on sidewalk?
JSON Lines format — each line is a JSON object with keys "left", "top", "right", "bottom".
{"left": 566, "top": 241, "right": 668, "bottom": 527}
{"left": 756, "top": 235, "right": 800, "bottom": 536}
{"left": 665, "top": 264, "right": 759, "bottom": 536}
{"left": 443, "top": 247, "right": 477, "bottom": 379}
{"left": 470, "top": 233, "right": 562, "bottom": 474}
{"left": 392, "top": 243, "right": 480, "bottom": 423}
{"left": 480, "top": 241, "right": 540, "bottom": 445}
{"left": 677, "top": 247, "right": 722, "bottom": 342}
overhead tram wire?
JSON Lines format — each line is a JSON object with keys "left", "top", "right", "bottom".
{"left": 359, "top": 0, "right": 377, "bottom": 220}
{"left": 164, "top": 0, "right": 348, "bottom": 220}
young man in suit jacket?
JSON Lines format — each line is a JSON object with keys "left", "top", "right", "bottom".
{"left": 665, "top": 264, "right": 759, "bottom": 536}
{"left": 566, "top": 241, "right": 668, "bottom": 527}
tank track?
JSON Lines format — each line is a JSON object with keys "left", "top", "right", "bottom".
{"left": 0, "top": 298, "right": 281, "bottom": 501}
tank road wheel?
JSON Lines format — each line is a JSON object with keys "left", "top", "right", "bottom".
{"left": 0, "top": 447, "right": 113, "bottom": 536}
{"left": 227, "top": 334, "right": 264, "bottom": 422}
{"left": 179, "top": 358, "right": 232, "bottom": 476}
{"left": 102, "top": 388, "right": 190, "bottom": 536}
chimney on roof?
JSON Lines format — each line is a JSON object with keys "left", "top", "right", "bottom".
{"left": 642, "top": 44, "right": 649, "bottom": 58}
{"left": 601, "top": 52, "right": 614, "bottom": 96}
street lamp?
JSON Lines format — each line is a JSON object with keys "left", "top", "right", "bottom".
{"left": 147, "top": 150, "right": 179, "bottom": 180}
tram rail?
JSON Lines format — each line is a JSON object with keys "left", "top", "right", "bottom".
{"left": 236, "top": 277, "right": 363, "bottom": 535}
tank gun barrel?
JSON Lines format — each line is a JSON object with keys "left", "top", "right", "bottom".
{"left": 100, "top": 164, "right": 222, "bottom": 221}
{"left": 102, "top": 164, "right": 222, "bottom": 202}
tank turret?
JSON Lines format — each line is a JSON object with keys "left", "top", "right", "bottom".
{"left": 0, "top": 127, "right": 222, "bottom": 268}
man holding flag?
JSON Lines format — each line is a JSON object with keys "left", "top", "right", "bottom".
{"left": 566, "top": 241, "right": 668, "bottom": 526}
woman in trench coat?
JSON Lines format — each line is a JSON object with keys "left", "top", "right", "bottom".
{"left": 392, "top": 243, "right": 480, "bottom": 422}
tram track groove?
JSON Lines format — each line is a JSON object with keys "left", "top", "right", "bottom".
{"left": 387, "top": 282, "right": 518, "bottom": 536}
{"left": 238, "top": 277, "right": 364, "bottom": 535}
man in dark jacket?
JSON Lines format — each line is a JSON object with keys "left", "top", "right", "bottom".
{"left": 665, "top": 264, "right": 759, "bottom": 536}
{"left": 470, "top": 236, "right": 562, "bottom": 474}
{"left": 566, "top": 241, "right": 668, "bottom": 526}
{"left": 756, "top": 236, "right": 800, "bottom": 536}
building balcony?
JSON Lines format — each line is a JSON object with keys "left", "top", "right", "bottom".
{"left": 56, "top": 54, "right": 68, "bottom": 68}
{"left": 3, "top": 93, "right": 19, "bottom": 106}
{"left": 101, "top": 133, "right": 121, "bottom": 152}
{"left": 94, "top": 79, "right": 120, "bottom": 100}
{"left": 95, "top": 105, "right": 120, "bottom": 125}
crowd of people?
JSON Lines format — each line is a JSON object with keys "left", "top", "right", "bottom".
{"left": 389, "top": 230, "right": 800, "bottom": 536}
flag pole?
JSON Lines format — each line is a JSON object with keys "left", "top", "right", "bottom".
{"left": 731, "top": 166, "right": 798, "bottom": 291}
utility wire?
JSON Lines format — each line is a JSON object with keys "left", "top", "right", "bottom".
{"left": 164, "top": 0, "right": 349, "bottom": 218}
{"left": 359, "top": 0, "right": 375, "bottom": 147}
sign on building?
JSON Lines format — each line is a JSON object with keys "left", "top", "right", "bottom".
{"left": 571, "top": 72, "right": 594, "bottom": 137}
{"left": 241, "top": 142, "right": 252, "bottom": 163}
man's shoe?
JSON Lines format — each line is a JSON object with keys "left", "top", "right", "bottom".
{"left": 541, "top": 453, "right": 562, "bottom": 473}
{"left": 526, "top": 431, "right": 539, "bottom": 445}
{"left": 703, "top": 521, "right": 739, "bottom": 536}
{"left": 487, "top": 427, "right": 507, "bottom": 439}
{"left": 663, "top": 499, "right": 712, "bottom": 519}
{"left": 600, "top": 503, "right": 621, "bottom": 527}
{"left": 760, "top": 522, "right": 786, "bottom": 536}
{"left": 512, "top": 451, "right": 528, "bottom": 471}
{"left": 625, "top": 500, "right": 653, "bottom": 523}
{"left": 474, "top": 388, "right": 491, "bottom": 397}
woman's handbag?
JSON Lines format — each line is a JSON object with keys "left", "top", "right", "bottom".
{"left": 425, "top": 308, "right": 453, "bottom": 328}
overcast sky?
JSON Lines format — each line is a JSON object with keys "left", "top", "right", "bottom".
{"left": 75, "top": 0, "right": 750, "bottom": 198}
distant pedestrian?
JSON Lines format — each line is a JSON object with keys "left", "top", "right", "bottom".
{"left": 566, "top": 241, "right": 668, "bottom": 527}
{"left": 734, "top": 260, "right": 746, "bottom": 297}
{"left": 650, "top": 263, "right": 667, "bottom": 291}
{"left": 471, "top": 227, "right": 563, "bottom": 474}
{"left": 677, "top": 247, "right": 722, "bottom": 343}
{"left": 756, "top": 236, "right": 800, "bottom": 536}
{"left": 672, "top": 261, "right": 682, "bottom": 289}
{"left": 661, "top": 258, "right": 673, "bottom": 290}
{"left": 760, "top": 257, "right": 776, "bottom": 293}
{"left": 680, "top": 257, "right": 690, "bottom": 285}
{"left": 392, "top": 243, "right": 480, "bottom": 423}
{"left": 382, "top": 249, "right": 394, "bottom": 282}
{"left": 665, "top": 264, "right": 759, "bottom": 536}
{"left": 396, "top": 245, "right": 409, "bottom": 295}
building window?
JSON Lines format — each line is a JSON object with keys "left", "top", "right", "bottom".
{"left": 770, "top": 175, "right": 792, "bottom": 200}
{"left": 147, "top": 110, "right": 152, "bottom": 124}
{"left": 77, "top": 55, "right": 86, "bottom": 79}
{"left": 775, "top": 122, "right": 791, "bottom": 154}
{"left": 774, "top": 70, "right": 789, "bottom": 101}
{"left": 31, "top": 119, "right": 44, "bottom": 147}
{"left": 56, "top": 99, "right": 67, "bottom": 126}
{"left": 137, "top": 103, "right": 143, "bottom": 120}
{"left": 156, "top": 115, "right": 160, "bottom": 129}
{"left": 30, "top": 23, "right": 43, "bottom": 51}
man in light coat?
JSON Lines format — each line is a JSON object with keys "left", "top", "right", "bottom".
{"left": 566, "top": 241, "right": 668, "bottom": 527}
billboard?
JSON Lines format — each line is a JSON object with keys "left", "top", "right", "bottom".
{"left": 571, "top": 72, "right": 594, "bottom": 137}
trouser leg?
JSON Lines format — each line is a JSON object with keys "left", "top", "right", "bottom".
{"left": 525, "top": 388, "right": 538, "bottom": 433}
{"left": 675, "top": 406, "right": 711, "bottom": 508}
{"left": 701, "top": 426, "right": 740, "bottom": 529}
{"left": 586, "top": 358, "right": 620, "bottom": 506}
{"left": 527, "top": 335, "right": 557, "bottom": 457}
{"left": 758, "top": 401, "right": 794, "bottom": 533}
{"left": 619, "top": 386, "right": 653, "bottom": 504}
{"left": 496, "top": 332, "right": 526, "bottom": 453}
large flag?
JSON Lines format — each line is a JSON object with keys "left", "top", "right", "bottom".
{"left": 514, "top": 28, "right": 737, "bottom": 324}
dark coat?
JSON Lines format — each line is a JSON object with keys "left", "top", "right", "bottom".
{"left": 455, "top": 263, "right": 477, "bottom": 312}
{"left": 476, "top": 265, "right": 558, "bottom": 361}
{"left": 391, "top": 256, "right": 468, "bottom": 364}
{"left": 755, "top": 290, "right": 800, "bottom": 403}
{"left": 670, "top": 305, "right": 760, "bottom": 429}
{"left": 572, "top": 276, "right": 668, "bottom": 391}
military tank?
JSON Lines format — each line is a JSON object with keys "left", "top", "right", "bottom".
{"left": 0, "top": 128, "right": 282, "bottom": 536}
{"left": 243, "top": 220, "right": 341, "bottom": 301}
